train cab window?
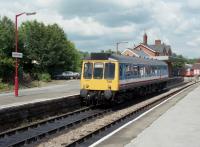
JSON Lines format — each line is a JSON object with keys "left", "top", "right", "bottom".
{"left": 104, "top": 63, "right": 115, "bottom": 79}
{"left": 93, "top": 63, "right": 104, "bottom": 79}
{"left": 83, "top": 63, "right": 93, "bottom": 79}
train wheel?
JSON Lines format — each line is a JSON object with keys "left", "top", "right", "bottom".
{"left": 85, "top": 94, "right": 91, "bottom": 106}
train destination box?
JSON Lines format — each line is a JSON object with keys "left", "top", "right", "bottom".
{"left": 12, "top": 52, "right": 23, "bottom": 58}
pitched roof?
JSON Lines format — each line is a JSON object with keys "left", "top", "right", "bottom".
{"left": 122, "top": 47, "right": 151, "bottom": 58}
{"left": 147, "top": 44, "right": 171, "bottom": 55}
{"left": 121, "top": 48, "right": 138, "bottom": 57}
{"left": 136, "top": 44, "right": 156, "bottom": 53}
{"left": 132, "top": 49, "right": 150, "bottom": 58}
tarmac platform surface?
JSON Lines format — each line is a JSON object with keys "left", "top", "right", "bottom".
{"left": 0, "top": 80, "right": 80, "bottom": 109}
{"left": 95, "top": 83, "right": 200, "bottom": 147}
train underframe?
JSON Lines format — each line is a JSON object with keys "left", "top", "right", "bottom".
{"left": 80, "top": 81, "right": 167, "bottom": 105}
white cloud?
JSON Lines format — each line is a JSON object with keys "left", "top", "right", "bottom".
{"left": 186, "top": 37, "right": 200, "bottom": 47}
{"left": 187, "top": 0, "right": 200, "bottom": 9}
{"left": 151, "top": 1, "right": 183, "bottom": 28}
{"left": 0, "top": 0, "right": 200, "bottom": 58}
{"left": 35, "top": 0, "right": 58, "bottom": 6}
{"left": 60, "top": 17, "right": 136, "bottom": 37}
{"left": 105, "top": 0, "right": 153, "bottom": 8}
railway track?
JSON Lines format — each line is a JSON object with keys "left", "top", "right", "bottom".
{"left": 0, "top": 106, "right": 111, "bottom": 147}
{"left": 0, "top": 81, "right": 195, "bottom": 147}
{"left": 37, "top": 81, "right": 196, "bottom": 147}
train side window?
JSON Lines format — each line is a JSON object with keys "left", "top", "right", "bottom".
{"left": 133, "top": 65, "right": 139, "bottom": 78}
{"left": 119, "top": 64, "right": 123, "bottom": 80}
{"left": 93, "top": 63, "right": 104, "bottom": 79}
{"left": 140, "top": 66, "right": 145, "bottom": 77}
{"left": 104, "top": 63, "right": 115, "bottom": 79}
{"left": 83, "top": 63, "right": 93, "bottom": 79}
{"left": 155, "top": 66, "right": 158, "bottom": 76}
{"left": 125, "top": 64, "right": 132, "bottom": 79}
{"left": 152, "top": 66, "right": 156, "bottom": 76}
{"left": 145, "top": 66, "right": 150, "bottom": 77}
{"left": 138, "top": 66, "right": 140, "bottom": 78}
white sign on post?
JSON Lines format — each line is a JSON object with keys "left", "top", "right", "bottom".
{"left": 12, "top": 52, "right": 23, "bottom": 58}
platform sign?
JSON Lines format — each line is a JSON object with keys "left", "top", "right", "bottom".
{"left": 12, "top": 52, "right": 23, "bottom": 58}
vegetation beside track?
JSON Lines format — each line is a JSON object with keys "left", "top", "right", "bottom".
{"left": 0, "top": 16, "right": 90, "bottom": 89}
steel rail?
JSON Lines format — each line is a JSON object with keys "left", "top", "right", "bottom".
{"left": 66, "top": 82, "right": 197, "bottom": 147}
{"left": 0, "top": 79, "right": 191, "bottom": 147}
{"left": 0, "top": 106, "right": 111, "bottom": 147}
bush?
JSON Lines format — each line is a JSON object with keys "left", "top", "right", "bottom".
{"left": 0, "top": 83, "right": 7, "bottom": 90}
{"left": 39, "top": 73, "right": 51, "bottom": 82}
{"left": 22, "top": 73, "right": 32, "bottom": 83}
{"left": 0, "top": 82, "right": 12, "bottom": 91}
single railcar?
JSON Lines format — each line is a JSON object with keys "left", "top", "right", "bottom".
{"left": 80, "top": 53, "right": 169, "bottom": 105}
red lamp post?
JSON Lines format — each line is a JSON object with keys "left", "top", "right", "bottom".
{"left": 14, "top": 12, "right": 36, "bottom": 97}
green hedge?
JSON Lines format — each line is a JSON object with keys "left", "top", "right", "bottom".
{"left": 38, "top": 73, "right": 51, "bottom": 82}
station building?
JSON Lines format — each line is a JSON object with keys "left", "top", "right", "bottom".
{"left": 121, "top": 33, "right": 174, "bottom": 76}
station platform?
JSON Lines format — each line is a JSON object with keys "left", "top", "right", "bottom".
{"left": 0, "top": 77, "right": 189, "bottom": 110}
{"left": 94, "top": 83, "right": 200, "bottom": 147}
{"left": 0, "top": 80, "right": 79, "bottom": 109}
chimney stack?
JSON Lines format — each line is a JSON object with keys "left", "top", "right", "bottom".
{"left": 143, "top": 33, "right": 147, "bottom": 45}
{"left": 155, "top": 40, "right": 161, "bottom": 45}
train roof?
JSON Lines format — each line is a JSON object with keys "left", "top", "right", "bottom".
{"left": 86, "top": 53, "right": 167, "bottom": 66}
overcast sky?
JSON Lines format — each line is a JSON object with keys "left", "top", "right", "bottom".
{"left": 0, "top": 0, "right": 200, "bottom": 58}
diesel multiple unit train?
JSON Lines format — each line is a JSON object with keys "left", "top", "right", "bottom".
{"left": 80, "top": 53, "right": 169, "bottom": 105}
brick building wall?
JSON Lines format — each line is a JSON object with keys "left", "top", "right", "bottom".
{"left": 134, "top": 45, "right": 156, "bottom": 56}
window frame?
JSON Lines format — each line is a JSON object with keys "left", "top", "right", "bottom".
{"left": 104, "top": 62, "right": 115, "bottom": 80}
{"left": 93, "top": 62, "right": 104, "bottom": 79}
{"left": 83, "top": 62, "right": 93, "bottom": 79}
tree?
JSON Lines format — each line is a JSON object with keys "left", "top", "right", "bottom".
{"left": 171, "top": 53, "right": 199, "bottom": 69}
{"left": 188, "top": 58, "right": 198, "bottom": 64}
{"left": 79, "top": 51, "right": 89, "bottom": 59}
{"left": 171, "top": 53, "right": 186, "bottom": 67}
{"left": 101, "top": 49, "right": 115, "bottom": 54}
{"left": 19, "top": 20, "right": 81, "bottom": 76}
{"left": 0, "top": 16, "right": 15, "bottom": 82}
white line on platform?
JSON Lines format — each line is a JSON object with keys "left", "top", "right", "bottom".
{"left": 89, "top": 85, "right": 192, "bottom": 147}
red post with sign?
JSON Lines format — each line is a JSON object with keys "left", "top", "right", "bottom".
{"left": 14, "top": 12, "right": 36, "bottom": 96}
{"left": 15, "top": 14, "right": 20, "bottom": 97}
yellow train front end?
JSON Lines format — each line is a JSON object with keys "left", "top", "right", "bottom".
{"left": 80, "top": 60, "right": 119, "bottom": 104}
